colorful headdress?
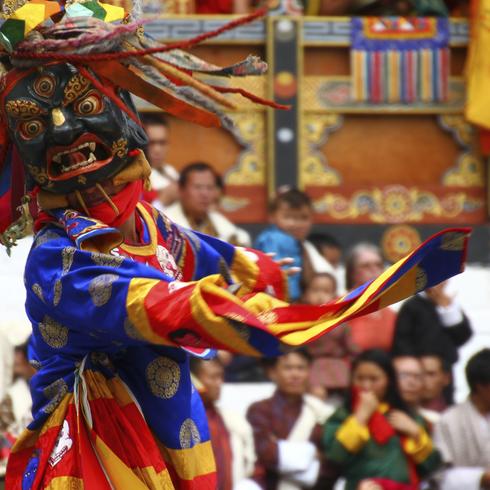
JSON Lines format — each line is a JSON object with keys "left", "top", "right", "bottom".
{"left": 0, "top": 0, "right": 283, "bottom": 252}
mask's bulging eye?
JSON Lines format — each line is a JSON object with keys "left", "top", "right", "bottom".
{"left": 33, "top": 74, "right": 56, "bottom": 99}
{"left": 19, "top": 119, "right": 45, "bottom": 140}
{"left": 74, "top": 91, "right": 104, "bottom": 116}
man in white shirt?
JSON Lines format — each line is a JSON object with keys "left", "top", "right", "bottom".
{"left": 433, "top": 349, "right": 490, "bottom": 490}
{"left": 165, "top": 162, "right": 251, "bottom": 247}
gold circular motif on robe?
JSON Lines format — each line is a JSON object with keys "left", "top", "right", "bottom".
{"left": 53, "top": 279, "right": 62, "bottom": 306}
{"left": 32, "top": 283, "right": 45, "bottom": 302}
{"left": 88, "top": 274, "right": 119, "bottom": 307}
{"left": 179, "top": 418, "right": 201, "bottom": 449}
{"left": 42, "top": 378, "right": 69, "bottom": 414}
{"left": 91, "top": 252, "right": 124, "bottom": 268}
{"left": 39, "top": 316, "right": 68, "bottom": 348}
{"left": 146, "top": 357, "right": 181, "bottom": 399}
{"left": 415, "top": 267, "right": 428, "bottom": 292}
{"left": 123, "top": 317, "right": 146, "bottom": 341}
{"left": 61, "top": 246, "right": 76, "bottom": 275}
{"left": 440, "top": 232, "right": 466, "bottom": 252}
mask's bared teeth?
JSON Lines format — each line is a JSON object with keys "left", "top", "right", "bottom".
{"left": 89, "top": 142, "right": 96, "bottom": 151}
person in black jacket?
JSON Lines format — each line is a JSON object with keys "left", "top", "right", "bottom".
{"left": 392, "top": 281, "right": 472, "bottom": 405}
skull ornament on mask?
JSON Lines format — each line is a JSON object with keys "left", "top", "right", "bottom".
{"left": 2, "top": 62, "right": 148, "bottom": 195}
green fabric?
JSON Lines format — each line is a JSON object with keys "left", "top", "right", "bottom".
{"left": 0, "top": 19, "right": 26, "bottom": 49}
{"left": 323, "top": 407, "right": 441, "bottom": 490}
{"left": 81, "top": 0, "right": 107, "bottom": 19}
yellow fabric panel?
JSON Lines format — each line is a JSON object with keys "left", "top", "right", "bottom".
{"left": 40, "top": 394, "right": 73, "bottom": 436}
{"left": 45, "top": 476, "right": 84, "bottom": 489}
{"left": 126, "top": 277, "right": 174, "bottom": 346}
{"left": 336, "top": 415, "right": 370, "bottom": 453}
{"left": 377, "top": 267, "right": 417, "bottom": 309}
{"left": 277, "top": 258, "right": 415, "bottom": 345}
{"left": 402, "top": 428, "right": 433, "bottom": 464}
{"left": 190, "top": 276, "right": 261, "bottom": 356}
{"left": 94, "top": 434, "right": 173, "bottom": 489}
{"left": 162, "top": 441, "right": 216, "bottom": 480}
{"left": 242, "top": 292, "right": 288, "bottom": 314}
{"left": 230, "top": 248, "right": 261, "bottom": 295}
{"left": 107, "top": 376, "right": 136, "bottom": 407}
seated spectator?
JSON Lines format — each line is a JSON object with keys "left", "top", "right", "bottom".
{"left": 247, "top": 349, "right": 336, "bottom": 490}
{"left": 393, "top": 355, "right": 440, "bottom": 426}
{"left": 392, "top": 280, "right": 472, "bottom": 405}
{"left": 323, "top": 349, "right": 441, "bottom": 490}
{"left": 433, "top": 349, "right": 490, "bottom": 490}
{"left": 343, "top": 244, "right": 396, "bottom": 352}
{"left": 420, "top": 354, "right": 451, "bottom": 413}
{"left": 190, "top": 357, "right": 256, "bottom": 490}
{"left": 308, "top": 233, "right": 345, "bottom": 293}
{"left": 254, "top": 189, "right": 334, "bottom": 302}
{"left": 165, "top": 162, "right": 251, "bottom": 246}
{"left": 304, "top": 273, "right": 358, "bottom": 403}
{"left": 141, "top": 113, "right": 179, "bottom": 211}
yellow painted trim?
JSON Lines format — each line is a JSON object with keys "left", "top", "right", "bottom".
{"left": 402, "top": 428, "right": 433, "bottom": 464}
{"left": 266, "top": 15, "right": 275, "bottom": 199}
{"left": 336, "top": 415, "right": 370, "bottom": 453}
{"left": 119, "top": 203, "right": 158, "bottom": 256}
{"left": 126, "top": 277, "right": 175, "bottom": 346}
{"left": 162, "top": 441, "right": 216, "bottom": 480}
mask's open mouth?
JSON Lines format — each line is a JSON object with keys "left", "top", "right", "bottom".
{"left": 47, "top": 134, "right": 113, "bottom": 181}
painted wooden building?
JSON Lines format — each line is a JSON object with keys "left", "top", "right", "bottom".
{"left": 139, "top": 14, "right": 489, "bottom": 264}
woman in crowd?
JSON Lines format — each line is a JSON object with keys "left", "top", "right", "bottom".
{"left": 323, "top": 349, "right": 441, "bottom": 490}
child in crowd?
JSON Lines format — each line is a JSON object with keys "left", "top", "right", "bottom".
{"left": 309, "top": 233, "right": 346, "bottom": 293}
{"left": 303, "top": 273, "right": 359, "bottom": 404}
{"left": 254, "top": 188, "right": 334, "bottom": 302}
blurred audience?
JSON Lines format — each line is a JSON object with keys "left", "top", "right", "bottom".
{"left": 392, "top": 281, "right": 472, "bottom": 404}
{"left": 433, "top": 349, "right": 490, "bottom": 490}
{"left": 141, "top": 113, "right": 179, "bottom": 211}
{"left": 343, "top": 243, "right": 396, "bottom": 352}
{"left": 308, "top": 233, "right": 345, "bottom": 293}
{"left": 323, "top": 349, "right": 441, "bottom": 490}
{"left": 254, "top": 189, "right": 334, "bottom": 302}
{"left": 0, "top": 332, "right": 12, "bottom": 403}
{"left": 166, "top": 162, "right": 251, "bottom": 246}
{"left": 304, "top": 0, "right": 458, "bottom": 16}
{"left": 393, "top": 355, "right": 440, "bottom": 426}
{"left": 247, "top": 349, "right": 336, "bottom": 490}
{"left": 0, "top": 341, "right": 35, "bottom": 468}
{"left": 190, "top": 357, "right": 257, "bottom": 490}
{"left": 304, "top": 273, "right": 358, "bottom": 404}
{"left": 420, "top": 354, "right": 451, "bottom": 413}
